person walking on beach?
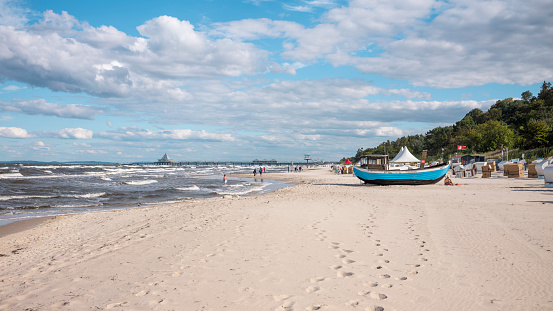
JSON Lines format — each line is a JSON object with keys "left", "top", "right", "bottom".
{"left": 253, "top": 168, "right": 257, "bottom": 176}
{"left": 259, "top": 167, "right": 263, "bottom": 176}
{"left": 223, "top": 174, "right": 228, "bottom": 185}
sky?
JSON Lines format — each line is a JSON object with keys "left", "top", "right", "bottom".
{"left": 0, "top": 0, "right": 552, "bottom": 163}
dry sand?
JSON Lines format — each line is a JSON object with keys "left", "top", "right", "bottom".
{"left": 1, "top": 167, "right": 552, "bottom": 311}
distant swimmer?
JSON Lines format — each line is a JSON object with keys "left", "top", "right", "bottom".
{"left": 223, "top": 174, "right": 228, "bottom": 185}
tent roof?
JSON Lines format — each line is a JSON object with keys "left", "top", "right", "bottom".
{"left": 390, "top": 146, "right": 420, "bottom": 163}
{"left": 344, "top": 159, "right": 353, "bottom": 165}
{"left": 390, "top": 147, "right": 404, "bottom": 162}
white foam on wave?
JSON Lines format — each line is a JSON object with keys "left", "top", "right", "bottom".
{"left": 217, "top": 183, "right": 269, "bottom": 196}
{"left": 75, "top": 192, "right": 106, "bottom": 199}
{"left": 124, "top": 180, "right": 158, "bottom": 185}
{"left": 0, "top": 172, "right": 25, "bottom": 179}
{"left": 177, "top": 185, "right": 200, "bottom": 191}
{"left": 0, "top": 194, "right": 55, "bottom": 201}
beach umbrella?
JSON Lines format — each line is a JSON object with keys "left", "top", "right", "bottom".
{"left": 344, "top": 159, "right": 353, "bottom": 165}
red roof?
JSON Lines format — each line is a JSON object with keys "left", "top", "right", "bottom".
{"left": 344, "top": 159, "right": 353, "bottom": 165}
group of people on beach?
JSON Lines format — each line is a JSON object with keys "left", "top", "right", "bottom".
{"left": 287, "top": 166, "right": 303, "bottom": 173}
{"left": 253, "top": 167, "right": 265, "bottom": 176}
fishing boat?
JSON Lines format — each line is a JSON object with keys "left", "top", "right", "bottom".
{"left": 353, "top": 149, "right": 450, "bottom": 185}
{"left": 353, "top": 162, "right": 450, "bottom": 185}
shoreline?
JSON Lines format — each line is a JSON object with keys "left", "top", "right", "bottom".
{"left": 0, "top": 216, "right": 56, "bottom": 238}
{"left": 0, "top": 174, "right": 294, "bottom": 234}
{"left": 1, "top": 167, "right": 552, "bottom": 310}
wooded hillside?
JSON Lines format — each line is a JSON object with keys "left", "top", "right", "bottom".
{"left": 351, "top": 81, "right": 553, "bottom": 163}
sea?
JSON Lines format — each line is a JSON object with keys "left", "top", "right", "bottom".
{"left": 0, "top": 163, "right": 291, "bottom": 226}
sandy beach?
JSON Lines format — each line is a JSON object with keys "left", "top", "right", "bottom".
{"left": 1, "top": 167, "right": 552, "bottom": 311}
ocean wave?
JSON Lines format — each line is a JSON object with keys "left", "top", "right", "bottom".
{"left": 75, "top": 192, "right": 107, "bottom": 198}
{"left": 123, "top": 180, "right": 158, "bottom": 185}
{"left": 0, "top": 195, "right": 54, "bottom": 201}
{"left": 177, "top": 185, "right": 200, "bottom": 191}
{"left": 217, "top": 185, "right": 266, "bottom": 196}
{"left": 0, "top": 172, "right": 25, "bottom": 179}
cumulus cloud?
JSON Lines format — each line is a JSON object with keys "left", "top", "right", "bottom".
{"left": 32, "top": 141, "right": 50, "bottom": 151}
{"left": 0, "top": 11, "right": 276, "bottom": 100}
{"left": 56, "top": 128, "right": 94, "bottom": 139}
{"left": 0, "top": 0, "right": 28, "bottom": 28}
{"left": 96, "top": 126, "right": 235, "bottom": 142}
{"left": 320, "top": 0, "right": 553, "bottom": 87}
{"left": 0, "top": 99, "right": 103, "bottom": 119}
{"left": 0, "top": 126, "right": 32, "bottom": 138}
{"left": 214, "top": 0, "right": 553, "bottom": 87}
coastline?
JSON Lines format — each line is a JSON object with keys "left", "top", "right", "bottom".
{"left": 0, "top": 216, "right": 56, "bottom": 238}
{"left": 0, "top": 174, "right": 293, "bottom": 231}
{"left": 1, "top": 167, "right": 552, "bottom": 310}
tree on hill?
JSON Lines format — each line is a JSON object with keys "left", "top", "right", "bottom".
{"left": 352, "top": 81, "right": 553, "bottom": 162}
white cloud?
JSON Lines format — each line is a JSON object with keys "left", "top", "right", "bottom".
{"left": 97, "top": 126, "right": 235, "bottom": 142}
{"left": 32, "top": 141, "right": 50, "bottom": 151}
{"left": 0, "top": 126, "right": 32, "bottom": 138}
{"left": 56, "top": 128, "right": 94, "bottom": 139}
{"left": 321, "top": 0, "right": 553, "bottom": 87}
{"left": 0, "top": 12, "right": 276, "bottom": 100}
{"left": 375, "top": 127, "right": 403, "bottom": 137}
{"left": 2, "top": 85, "right": 24, "bottom": 91}
{"left": 0, "top": 99, "right": 103, "bottom": 119}
{"left": 0, "top": 0, "right": 28, "bottom": 28}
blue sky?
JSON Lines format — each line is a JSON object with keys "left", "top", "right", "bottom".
{"left": 0, "top": 0, "right": 551, "bottom": 162}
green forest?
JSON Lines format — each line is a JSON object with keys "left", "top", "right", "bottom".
{"left": 350, "top": 81, "right": 553, "bottom": 163}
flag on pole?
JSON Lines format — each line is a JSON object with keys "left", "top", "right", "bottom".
{"left": 457, "top": 145, "right": 466, "bottom": 150}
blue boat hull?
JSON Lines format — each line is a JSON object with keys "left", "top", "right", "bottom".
{"left": 353, "top": 162, "right": 450, "bottom": 185}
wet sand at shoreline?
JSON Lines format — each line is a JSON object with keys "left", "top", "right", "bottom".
{"left": 1, "top": 167, "right": 552, "bottom": 310}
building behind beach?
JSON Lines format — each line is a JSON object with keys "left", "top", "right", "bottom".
{"left": 157, "top": 153, "right": 177, "bottom": 164}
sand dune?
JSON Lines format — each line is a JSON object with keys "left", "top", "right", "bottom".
{"left": 1, "top": 167, "right": 552, "bottom": 310}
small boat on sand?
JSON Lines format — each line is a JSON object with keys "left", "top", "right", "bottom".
{"left": 354, "top": 162, "right": 450, "bottom": 185}
{"left": 353, "top": 152, "right": 450, "bottom": 185}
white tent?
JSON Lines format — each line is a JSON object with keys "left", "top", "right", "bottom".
{"left": 390, "top": 146, "right": 420, "bottom": 163}
{"left": 390, "top": 147, "right": 404, "bottom": 162}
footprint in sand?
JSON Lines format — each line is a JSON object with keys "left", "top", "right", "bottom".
{"left": 337, "top": 271, "right": 354, "bottom": 277}
{"left": 369, "top": 292, "right": 388, "bottom": 300}
{"left": 395, "top": 276, "right": 408, "bottom": 281}
{"left": 106, "top": 302, "right": 127, "bottom": 309}
{"left": 310, "top": 277, "right": 325, "bottom": 283}
{"left": 135, "top": 290, "right": 149, "bottom": 297}
{"left": 345, "top": 300, "right": 359, "bottom": 306}
{"left": 372, "top": 265, "right": 383, "bottom": 270}
{"left": 306, "top": 286, "right": 320, "bottom": 293}
{"left": 306, "top": 305, "right": 323, "bottom": 311}
{"left": 274, "top": 295, "right": 291, "bottom": 301}
{"left": 329, "top": 265, "right": 342, "bottom": 270}
{"left": 364, "top": 282, "right": 378, "bottom": 287}
{"left": 335, "top": 254, "right": 346, "bottom": 258}
{"left": 342, "top": 258, "right": 355, "bottom": 264}
{"left": 366, "top": 306, "right": 385, "bottom": 311}
{"left": 377, "top": 274, "right": 391, "bottom": 279}
{"left": 381, "top": 284, "right": 393, "bottom": 288}
{"left": 275, "top": 301, "right": 294, "bottom": 311}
